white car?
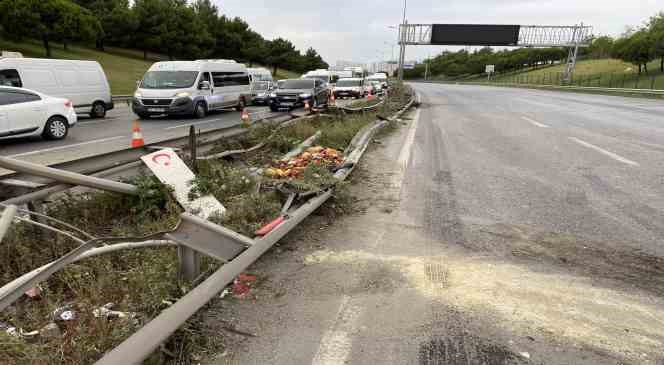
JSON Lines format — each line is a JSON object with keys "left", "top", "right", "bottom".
{"left": 0, "top": 86, "right": 77, "bottom": 140}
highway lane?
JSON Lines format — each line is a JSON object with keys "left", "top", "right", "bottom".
{"left": 213, "top": 84, "right": 664, "bottom": 364}
{"left": 0, "top": 104, "right": 274, "bottom": 159}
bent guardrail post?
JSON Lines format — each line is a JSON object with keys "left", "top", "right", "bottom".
{"left": 0, "top": 156, "right": 138, "bottom": 195}
{"left": 0, "top": 204, "right": 17, "bottom": 244}
{"left": 165, "top": 213, "right": 255, "bottom": 282}
{"left": 96, "top": 189, "right": 333, "bottom": 365}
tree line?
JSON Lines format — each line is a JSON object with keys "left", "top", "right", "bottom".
{"left": 0, "top": 0, "right": 328, "bottom": 74}
{"left": 405, "top": 11, "right": 664, "bottom": 79}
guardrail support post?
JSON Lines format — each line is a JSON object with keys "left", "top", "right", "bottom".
{"left": 0, "top": 205, "right": 17, "bottom": 244}
{"left": 188, "top": 125, "right": 198, "bottom": 174}
{"left": 178, "top": 246, "right": 200, "bottom": 283}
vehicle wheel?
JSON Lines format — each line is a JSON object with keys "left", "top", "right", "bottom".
{"left": 270, "top": 106, "right": 279, "bottom": 112}
{"left": 235, "top": 97, "right": 246, "bottom": 111}
{"left": 90, "top": 101, "right": 106, "bottom": 118}
{"left": 194, "top": 101, "right": 207, "bottom": 119}
{"left": 42, "top": 116, "right": 69, "bottom": 140}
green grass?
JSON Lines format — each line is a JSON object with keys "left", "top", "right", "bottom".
{"left": 485, "top": 58, "right": 664, "bottom": 90}
{"left": 0, "top": 39, "right": 301, "bottom": 94}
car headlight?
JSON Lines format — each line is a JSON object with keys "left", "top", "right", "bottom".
{"left": 299, "top": 93, "right": 312, "bottom": 98}
{"left": 257, "top": 93, "right": 266, "bottom": 97}
{"left": 134, "top": 91, "right": 142, "bottom": 98}
{"left": 270, "top": 93, "right": 277, "bottom": 98}
{"left": 175, "top": 92, "right": 191, "bottom": 98}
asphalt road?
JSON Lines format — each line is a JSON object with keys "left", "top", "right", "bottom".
{"left": 0, "top": 104, "right": 274, "bottom": 161}
{"left": 209, "top": 84, "right": 664, "bottom": 365}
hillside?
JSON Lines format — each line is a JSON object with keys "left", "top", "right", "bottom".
{"left": 0, "top": 39, "right": 300, "bottom": 95}
{"left": 484, "top": 58, "right": 664, "bottom": 89}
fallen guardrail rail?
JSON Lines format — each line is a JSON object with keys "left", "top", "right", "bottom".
{"left": 0, "top": 112, "right": 293, "bottom": 203}
{"left": 335, "top": 95, "right": 387, "bottom": 113}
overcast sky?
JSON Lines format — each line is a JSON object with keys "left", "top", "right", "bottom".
{"left": 213, "top": 0, "right": 663, "bottom": 65}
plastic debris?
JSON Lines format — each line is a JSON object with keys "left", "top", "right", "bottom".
{"left": 0, "top": 321, "right": 19, "bottom": 338}
{"left": 232, "top": 273, "right": 257, "bottom": 298}
{"left": 93, "top": 302, "right": 135, "bottom": 320}
{"left": 219, "top": 288, "right": 231, "bottom": 299}
{"left": 52, "top": 306, "right": 76, "bottom": 322}
{"left": 255, "top": 216, "right": 285, "bottom": 236}
{"left": 39, "top": 323, "right": 61, "bottom": 340}
{"left": 24, "top": 286, "right": 41, "bottom": 299}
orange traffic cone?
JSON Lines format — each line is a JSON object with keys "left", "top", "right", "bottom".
{"left": 304, "top": 99, "right": 310, "bottom": 111}
{"left": 329, "top": 93, "right": 336, "bottom": 106}
{"left": 367, "top": 93, "right": 375, "bottom": 101}
{"left": 131, "top": 120, "right": 144, "bottom": 148}
{"left": 241, "top": 108, "right": 250, "bottom": 125}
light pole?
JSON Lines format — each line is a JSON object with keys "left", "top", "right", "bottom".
{"left": 397, "top": 0, "right": 408, "bottom": 81}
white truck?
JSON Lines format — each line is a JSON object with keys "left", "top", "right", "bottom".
{"left": 132, "top": 59, "right": 251, "bottom": 119}
{"left": 0, "top": 56, "right": 113, "bottom": 118}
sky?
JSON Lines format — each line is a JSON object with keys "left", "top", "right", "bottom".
{"left": 213, "top": 0, "right": 664, "bottom": 65}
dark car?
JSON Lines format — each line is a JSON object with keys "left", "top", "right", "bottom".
{"left": 269, "top": 79, "right": 329, "bottom": 111}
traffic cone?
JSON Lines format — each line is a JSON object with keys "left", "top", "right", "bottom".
{"left": 304, "top": 99, "right": 310, "bottom": 111}
{"left": 131, "top": 120, "right": 145, "bottom": 148}
{"left": 367, "top": 93, "right": 375, "bottom": 101}
{"left": 241, "top": 108, "right": 250, "bottom": 125}
{"left": 329, "top": 92, "right": 336, "bottom": 106}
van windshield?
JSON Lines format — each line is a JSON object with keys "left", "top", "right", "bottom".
{"left": 141, "top": 71, "right": 198, "bottom": 89}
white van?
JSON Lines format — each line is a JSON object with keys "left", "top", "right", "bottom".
{"left": 247, "top": 67, "right": 273, "bottom": 83}
{"left": 367, "top": 73, "right": 388, "bottom": 89}
{"left": 133, "top": 60, "right": 251, "bottom": 119}
{"left": 247, "top": 67, "right": 274, "bottom": 101}
{"left": 0, "top": 57, "right": 113, "bottom": 118}
{"left": 302, "top": 69, "right": 339, "bottom": 86}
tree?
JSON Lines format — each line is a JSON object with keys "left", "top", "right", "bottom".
{"left": 133, "top": 0, "right": 167, "bottom": 59}
{"left": 55, "top": 1, "right": 99, "bottom": 50}
{"left": 301, "top": 47, "right": 327, "bottom": 72}
{"left": 0, "top": 0, "right": 99, "bottom": 57}
{"left": 613, "top": 30, "right": 655, "bottom": 73}
{"left": 266, "top": 38, "right": 298, "bottom": 75}
{"left": 588, "top": 36, "right": 614, "bottom": 59}
{"left": 73, "top": 0, "right": 137, "bottom": 50}
{"left": 648, "top": 12, "right": 664, "bottom": 72}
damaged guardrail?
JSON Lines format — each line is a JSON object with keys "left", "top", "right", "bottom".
{"left": 96, "top": 92, "right": 417, "bottom": 365}
{"left": 0, "top": 91, "right": 417, "bottom": 364}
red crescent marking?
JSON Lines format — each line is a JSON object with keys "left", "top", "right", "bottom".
{"left": 151, "top": 153, "right": 172, "bottom": 166}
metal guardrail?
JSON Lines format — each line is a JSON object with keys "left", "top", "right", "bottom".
{"left": 0, "top": 93, "right": 417, "bottom": 364}
{"left": 0, "top": 112, "right": 292, "bottom": 201}
{"left": 411, "top": 79, "right": 664, "bottom": 97}
{"left": 95, "top": 93, "right": 417, "bottom": 365}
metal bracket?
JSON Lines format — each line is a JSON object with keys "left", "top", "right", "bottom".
{"left": 165, "top": 213, "right": 254, "bottom": 263}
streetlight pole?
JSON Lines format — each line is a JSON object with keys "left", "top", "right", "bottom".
{"left": 397, "top": 0, "right": 407, "bottom": 81}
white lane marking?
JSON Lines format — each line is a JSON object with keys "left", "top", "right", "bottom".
{"left": 311, "top": 295, "right": 362, "bottom": 365}
{"left": 164, "top": 118, "right": 225, "bottom": 130}
{"left": 9, "top": 136, "right": 125, "bottom": 158}
{"left": 521, "top": 116, "right": 550, "bottom": 128}
{"left": 397, "top": 108, "right": 421, "bottom": 175}
{"left": 569, "top": 137, "right": 640, "bottom": 167}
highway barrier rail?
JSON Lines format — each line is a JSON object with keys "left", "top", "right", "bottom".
{"left": 412, "top": 78, "right": 664, "bottom": 97}
{"left": 0, "top": 91, "right": 417, "bottom": 363}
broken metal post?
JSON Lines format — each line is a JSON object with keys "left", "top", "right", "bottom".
{"left": 188, "top": 125, "right": 198, "bottom": 174}
{"left": 0, "top": 156, "right": 138, "bottom": 195}
{"left": 177, "top": 245, "right": 200, "bottom": 283}
{"left": 0, "top": 204, "right": 17, "bottom": 243}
